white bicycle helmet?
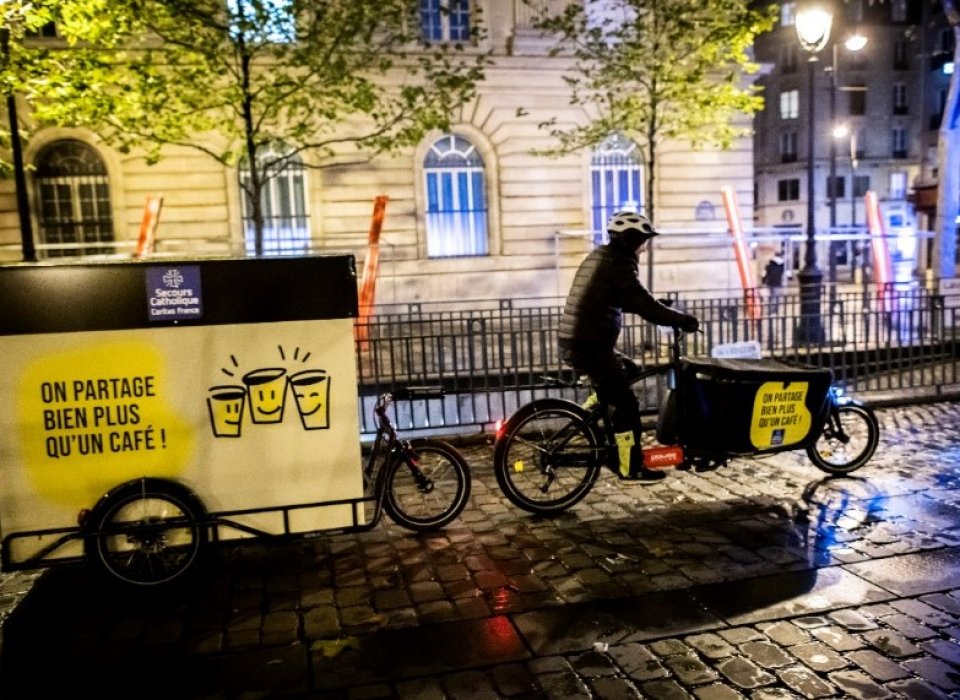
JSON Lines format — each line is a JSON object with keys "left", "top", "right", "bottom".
{"left": 606, "top": 211, "right": 658, "bottom": 241}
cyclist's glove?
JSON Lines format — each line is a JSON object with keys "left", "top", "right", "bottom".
{"left": 680, "top": 315, "right": 700, "bottom": 333}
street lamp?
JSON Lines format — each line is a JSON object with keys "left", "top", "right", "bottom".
{"left": 795, "top": 5, "right": 832, "bottom": 344}
{"left": 0, "top": 7, "right": 36, "bottom": 262}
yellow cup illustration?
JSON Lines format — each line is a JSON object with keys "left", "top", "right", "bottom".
{"left": 289, "top": 369, "right": 330, "bottom": 430}
{"left": 242, "top": 368, "right": 288, "bottom": 424}
{"left": 207, "top": 385, "right": 246, "bottom": 437}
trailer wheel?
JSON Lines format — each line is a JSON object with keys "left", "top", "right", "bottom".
{"left": 84, "top": 478, "right": 207, "bottom": 588}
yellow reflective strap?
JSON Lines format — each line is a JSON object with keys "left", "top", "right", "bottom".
{"left": 614, "top": 431, "right": 635, "bottom": 477}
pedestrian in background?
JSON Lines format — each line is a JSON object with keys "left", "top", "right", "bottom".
{"left": 762, "top": 253, "right": 785, "bottom": 314}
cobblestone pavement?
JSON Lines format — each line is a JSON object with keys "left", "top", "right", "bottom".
{"left": 2, "top": 402, "right": 960, "bottom": 699}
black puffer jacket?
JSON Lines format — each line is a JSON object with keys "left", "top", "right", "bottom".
{"left": 558, "top": 237, "right": 693, "bottom": 351}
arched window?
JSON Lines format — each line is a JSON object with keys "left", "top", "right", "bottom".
{"left": 695, "top": 201, "right": 716, "bottom": 221}
{"left": 591, "top": 133, "right": 643, "bottom": 244}
{"left": 34, "top": 140, "right": 114, "bottom": 258}
{"left": 423, "top": 134, "right": 488, "bottom": 258}
{"left": 239, "top": 145, "right": 309, "bottom": 255}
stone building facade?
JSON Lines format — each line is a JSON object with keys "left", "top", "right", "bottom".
{"left": 0, "top": 1, "right": 757, "bottom": 303}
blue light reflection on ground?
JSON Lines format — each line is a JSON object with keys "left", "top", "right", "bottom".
{"left": 801, "top": 476, "right": 888, "bottom": 565}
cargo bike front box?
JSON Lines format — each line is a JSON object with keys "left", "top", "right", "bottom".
{"left": 662, "top": 357, "right": 834, "bottom": 457}
{"left": 0, "top": 256, "right": 367, "bottom": 585}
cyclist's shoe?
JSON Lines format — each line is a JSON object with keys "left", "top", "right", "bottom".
{"left": 614, "top": 430, "right": 666, "bottom": 483}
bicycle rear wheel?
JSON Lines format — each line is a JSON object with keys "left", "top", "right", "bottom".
{"left": 493, "top": 399, "right": 602, "bottom": 515}
{"left": 384, "top": 438, "right": 471, "bottom": 531}
{"left": 84, "top": 478, "right": 206, "bottom": 588}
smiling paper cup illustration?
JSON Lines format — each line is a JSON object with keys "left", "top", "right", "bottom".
{"left": 207, "top": 385, "right": 246, "bottom": 437}
{"left": 289, "top": 369, "right": 330, "bottom": 430}
{"left": 242, "top": 367, "right": 288, "bottom": 424}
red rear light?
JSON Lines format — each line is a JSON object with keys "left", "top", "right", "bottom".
{"left": 494, "top": 419, "right": 504, "bottom": 437}
{"left": 77, "top": 508, "right": 90, "bottom": 527}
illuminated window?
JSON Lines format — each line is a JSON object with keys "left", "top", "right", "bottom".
{"left": 424, "top": 134, "right": 488, "bottom": 257}
{"left": 890, "top": 172, "right": 907, "bottom": 199}
{"left": 780, "top": 89, "right": 799, "bottom": 120}
{"left": 239, "top": 145, "right": 309, "bottom": 255}
{"left": 228, "top": 0, "right": 296, "bottom": 43}
{"left": 421, "top": 0, "right": 471, "bottom": 42}
{"left": 780, "top": 2, "right": 796, "bottom": 27}
{"left": 695, "top": 201, "right": 716, "bottom": 221}
{"left": 34, "top": 140, "right": 114, "bottom": 258}
{"left": 591, "top": 133, "right": 643, "bottom": 244}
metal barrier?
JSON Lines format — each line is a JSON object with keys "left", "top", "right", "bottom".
{"left": 355, "top": 286, "right": 959, "bottom": 435}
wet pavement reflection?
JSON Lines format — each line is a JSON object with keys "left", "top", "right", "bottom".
{"left": 2, "top": 402, "right": 960, "bottom": 698}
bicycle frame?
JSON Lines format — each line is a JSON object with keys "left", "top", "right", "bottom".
{"left": 578, "top": 329, "right": 853, "bottom": 469}
{"left": 362, "top": 391, "right": 436, "bottom": 525}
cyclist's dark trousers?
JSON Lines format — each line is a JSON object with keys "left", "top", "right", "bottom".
{"left": 560, "top": 345, "right": 641, "bottom": 434}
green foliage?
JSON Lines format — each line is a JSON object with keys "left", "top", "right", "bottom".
{"left": 531, "top": 0, "right": 774, "bottom": 157}
{"left": 7, "top": 0, "right": 488, "bottom": 252}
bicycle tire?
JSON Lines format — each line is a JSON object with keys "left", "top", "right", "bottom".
{"left": 84, "top": 478, "right": 206, "bottom": 588}
{"left": 806, "top": 403, "right": 880, "bottom": 475}
{"left": 493, "top": 398, "right": 602, "bottom": 515}
{"left": 384, "top": 438, "right": 471, "bottom": 531}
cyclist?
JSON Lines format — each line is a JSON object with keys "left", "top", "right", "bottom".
{"left": 558, "top": 211, "right": 699, "bottom": 483}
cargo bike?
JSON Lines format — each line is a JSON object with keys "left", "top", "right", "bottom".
{"left": 0, "top": 257, "right": 469, "bottom": 588}
{"left": 494, "top": 328, "right": 880, "bottom": 514}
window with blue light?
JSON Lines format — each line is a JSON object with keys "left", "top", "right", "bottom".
{"left": 420, "top": 0, "right": 471, "bottom": 42}
{"left": 227, "top": 0, "right": 296, "bottom": 44}
{"left": 424, "top": 134, "right": 488, "bottom": 258}
{"left": 591, "top": 134, "right": 643, "bottom": 244}
{"left": 240, "top": 146, "right": 310, "bottom": 255}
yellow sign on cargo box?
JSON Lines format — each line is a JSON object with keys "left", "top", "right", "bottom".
{"left": 17, "top": 340, "right": 194, "bottom": 507}
{"left": 749, "top": 381, "right": 812, "bottom": 449}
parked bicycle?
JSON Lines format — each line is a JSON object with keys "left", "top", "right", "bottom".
{"left": 493, "top": 330, "right": 879, "bottom": 515}
{"left": 78, "top": 387, "right": 472, "bottom": 587}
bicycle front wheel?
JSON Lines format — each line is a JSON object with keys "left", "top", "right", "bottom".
{"left": 806, "top": 403, "right": 880, "bottom": 475}
{"left": 493, "top": 399, "right": 602, "bottom": 515}
{"left": 384, "top": 438, "right": 471, "bottom": 532}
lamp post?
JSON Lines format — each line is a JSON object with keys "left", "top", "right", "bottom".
{"left": 827, "top": 32, "right": 867, "bottom": 305}
{"left": 795, "top": 5, "right": 832, "bottom": 345}
{"left": 1, "top": 18, "right": 35, "bottom": 262}
{"left": 833, "top": 122, "right": 862, "bottom": 283}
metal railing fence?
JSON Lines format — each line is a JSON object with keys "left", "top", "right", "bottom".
{"left": 355, "top": 286, "right": 960, "bottom": 435}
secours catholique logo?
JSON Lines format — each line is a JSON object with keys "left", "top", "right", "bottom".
{"left": 145, "top": 266, "right": 203, "bottom": 321}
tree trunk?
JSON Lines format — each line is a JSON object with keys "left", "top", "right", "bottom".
{"left": 645, "top": 104, "right": 657, "bottom": 291}
{"left": 236, "top": 8, "right": 265, "bottom": 257}
{"left": 934, "top": 0, "right": 960, "bottom": 283}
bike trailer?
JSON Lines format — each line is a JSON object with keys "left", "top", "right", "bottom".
{"left": 668, "top": 357, "right": 833, "bottom": 456}
{"left": 0, "top": 256, "right": 364, "bottom": 576}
